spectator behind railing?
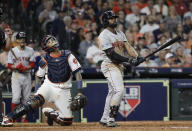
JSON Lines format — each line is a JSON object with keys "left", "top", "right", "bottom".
{"left": 86, "top": 36, "right": 104, "bottom": 68}
{"left": 38, "top": 0, "right": 58, "bottom": 34}
{"left": 138, "top": 48, "right": 158, "bottom": 67}
{"left": 78, "top": 28, "right": 93, "bottom": 67}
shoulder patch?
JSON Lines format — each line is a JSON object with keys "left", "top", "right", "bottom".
{"left": 39, "top": 57, "right": 47, "bottom": 68}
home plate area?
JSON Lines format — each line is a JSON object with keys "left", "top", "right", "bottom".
{"left": 1, "top": 121, "right": 192, "bottom": 131}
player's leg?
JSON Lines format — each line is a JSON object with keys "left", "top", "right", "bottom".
{"left": 43, "top": 88, "right": 73, "bottom": 126}
{"left": 21, "top": 75, "right": 32, "bottom": 122}
{"left": 101, "top": 63, "right": 124, "bottom": 127}
{"left": 1, "top": 94, "right": 45, "bottom": 126}
{"left": 107, "top": 68, "right": 124, "bottom": 127}
{"left": 1, "top": 81, "right": 49, "bottom": 126}
{"left": 11, "top": 75, "right": 22, "bottom": 120}
{"left": 100, "top": 82, "right": 113, "bottom": 125}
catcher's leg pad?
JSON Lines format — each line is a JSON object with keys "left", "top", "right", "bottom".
{"left": 54, "top": 117, "right": 73, "bottom": 126}
{"left": 7, "top": 94, "right": 45, "bottom": 120}
{"left": 109, "top": 105, "right": 119, "bottom": 118}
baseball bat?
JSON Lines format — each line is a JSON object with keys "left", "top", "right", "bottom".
{"left": 10, "top": 48, "right": 18, "bottom": 60}
{"left": 140, "top": 35, "right": 182, "bottom": 63}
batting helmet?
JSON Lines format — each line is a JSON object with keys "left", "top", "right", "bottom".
{"left": 102, "top": 10, "right": 118, "bottom": 27}
{"left": 41, "top": 35, "right": 59, "bottom": 53}
{"left": 16, "top": 32, "right": 26, "bottom": 40}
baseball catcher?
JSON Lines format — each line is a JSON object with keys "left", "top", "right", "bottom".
{"left": 1, "top": 35, "right": 87, "bottom": 126}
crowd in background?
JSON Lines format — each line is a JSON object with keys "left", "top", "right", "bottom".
{"left": 0, "top": 0, "right": 192, "bottom": 69}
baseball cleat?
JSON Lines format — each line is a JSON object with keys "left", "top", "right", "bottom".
{"left": 42, "top": 107, "right": 59, "bottom": 126}
{"left": 99, "top": 121, "right": 107, "bottom": 126}
{"left": 1, "top": 116, "right": 13, "bottom": 127}
{"left": 106, "top": 121, "right": 120, "bottom": 127}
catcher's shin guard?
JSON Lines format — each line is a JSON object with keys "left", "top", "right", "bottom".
{"left": 54, "top": 117, "right": 73, "bottom": 126}
{"left": 7, "top": 94, "right": 45, "bottom": 120}
{"left": 109, "top": 105, "right": 119, "bottom": 118}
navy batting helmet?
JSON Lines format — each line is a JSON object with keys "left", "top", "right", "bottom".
{"left": 42, "top": 35, "right": 59, "bottom": 53}
{"left": 16, "top": 32, "right": 26, "bottom": 39}
{"left": 102, "top": 10, "right": 118, "bottom": 27}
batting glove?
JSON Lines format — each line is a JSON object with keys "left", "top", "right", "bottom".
{"left": 16, "top": 63, "right": 23, "bottom": 70}
{"left": 20, "top": 66, "right": 27, "bottom": 72}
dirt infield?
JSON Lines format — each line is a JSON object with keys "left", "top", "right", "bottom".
{"left": 1, "top": 121, "right": 192, "bottom": 131}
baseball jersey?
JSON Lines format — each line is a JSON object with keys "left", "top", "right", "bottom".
{"left": 7, "top": 46, "right": 35, "bottom": 73}
{"left": 98, "top": 29, "right": 128, "bottom": 63}
{"left": 86, "top": 44, "right": 105, "bottom": 64}
{"left": 36, "top": 52, "right": 81, "bottom": 89}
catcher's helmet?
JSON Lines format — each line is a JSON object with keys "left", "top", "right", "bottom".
{"left": 42, "top": 35, "right": 59, "bottom": 53}
{"left": 16, "top": 32, "right": 26, "bottom": 40}
{"left": 0, "top": 29, "right": 6, "bottom": 49}
{"left": 102, "top": 10, "right": 118, "bottom": 27}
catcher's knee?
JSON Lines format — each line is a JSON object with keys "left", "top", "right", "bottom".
{"left": 57, "top": 117, "right": 73, "bottom": 126}
{"left": 28, "top": 94, "right": 45, "bottom": 109}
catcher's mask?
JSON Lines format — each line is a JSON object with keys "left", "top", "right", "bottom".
{"left": 102, "top": 10, "right": 118, "bottom": 28}
{"left": 42, "top": 35, "right": 59, "bottom": 53}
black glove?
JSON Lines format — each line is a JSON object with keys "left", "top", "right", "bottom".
{"left": 137, "top": 56, "right": 145, "bottom": 64}
{"left": 129, "top": 56, "right": 145, "bottom": 66}
{"left": 122, "top": 62, "right": 131, "bottom": 68}
{"left": 70, "top": 94, "right": 87, "bottom": 111}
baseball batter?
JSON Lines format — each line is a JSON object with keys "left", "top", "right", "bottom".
{"left": 1, "top": 35, "right": 86, "bottom": 127}
{"left": 98, "top": 10, "right": 144, "bottom": 127}
{"left": 7, "top": 32, "right": 35, "bottom": 122}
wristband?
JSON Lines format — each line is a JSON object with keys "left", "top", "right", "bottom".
{"left": 77, "top": 81, "right": 82, "bottom": 89}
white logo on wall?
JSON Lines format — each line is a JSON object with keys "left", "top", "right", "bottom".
{"left": 119, "top": 85, "right": 141, "bottom": 118}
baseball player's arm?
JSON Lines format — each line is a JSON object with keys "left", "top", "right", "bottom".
{"left": 120, "top": 31, "right": 138, "bottom": 58}
{"left": 74, "top": 70, "right": 83, "bottom": 94}
{"left": 124, "top": 41, "right": 138, "bottom": 58}
{"left": 68, "top": 53, "right": 83, "bottom": 93}
{"left": 35, "top": 64, "right": 47, "bottom": 88}
{"left": 98, "top": 34, "right": 130, "bottom": 63}
{"left": 20, "top": 49, "right": 36, "bottom": 72}
{"left": 104, "top": 47, "right": 130, "bottom": 63}
{"left": 7, "top": 51, "right": 22, "bottom": 71}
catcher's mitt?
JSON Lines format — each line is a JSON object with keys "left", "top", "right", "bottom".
{"left": 70, "top": 94, "right": 87, "bottom": 111}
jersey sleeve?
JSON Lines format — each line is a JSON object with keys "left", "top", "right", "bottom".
{"left": 29, "top": 49, "right": 36, "bottom": 62}
{"left": 68, "top": 53, "right": 81, "bottom": 74}
{"left": 98, "top": 34, "right": 112, "bottom": 50}
{"left": 7, "top": 50, "right": 14, "bottom": 64}
{"left": 36, "top": 57, "right": 47, "bottom": 77}
{"left": 38, "top": 57, "right": 47, "bottom": 69}
{"left": 121, "top": 32, "right": 128, "bottom": 42}
{"left": 36, "top": 66, "right": 47, "bottom": 77}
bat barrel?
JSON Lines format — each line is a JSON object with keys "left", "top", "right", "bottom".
{"left": 143, "top": 35, "right": 182, "bottom": 61}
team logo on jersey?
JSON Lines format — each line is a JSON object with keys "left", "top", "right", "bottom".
{"left": 119, "top": 85, "right": 141, "bottom": 118}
